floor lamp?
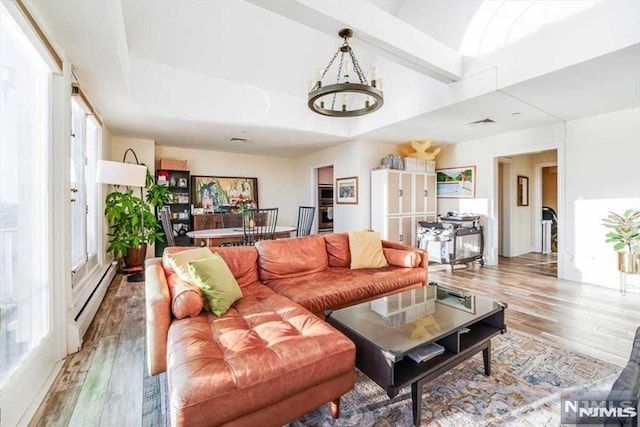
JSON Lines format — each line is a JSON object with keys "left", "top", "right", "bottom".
{"left": 96, "top": 149, "right": 147, "bottom": 282}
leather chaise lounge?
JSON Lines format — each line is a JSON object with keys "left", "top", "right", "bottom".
{"left": 145, "top": 233, "right": 428, "bottom": 426}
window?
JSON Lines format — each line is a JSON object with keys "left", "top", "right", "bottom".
{"left": 70, "top": 96, "right": 101, "bottom": 299}
{"left": 0, "top": 2, "right": 52, "bottom": 386}
{"left": 460, "top": 0, "right": 596, "bottom": 56}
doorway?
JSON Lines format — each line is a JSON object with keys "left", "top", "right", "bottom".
{"left": 535, "top": 162, "right": 558, "bottom": 254}
{"left": 497, "top": 160, "right": 511, "bottom": 256}
{"left": 495, "top": 150, "right": 558, "bottom": 277}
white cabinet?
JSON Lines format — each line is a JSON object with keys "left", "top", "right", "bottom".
{"left": 386, "top": 171, "right": 413, "bottom": 215}
{"left": 371, "top": 169, "right": 437, "bottom": 246}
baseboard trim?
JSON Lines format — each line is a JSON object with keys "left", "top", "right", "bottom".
{"left": 16, "top": 359, "right": 64, "bottom": 427}
{"left": 67, "top": 263, "right": 116, "bottom": 354}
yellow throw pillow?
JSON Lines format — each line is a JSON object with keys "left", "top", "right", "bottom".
{"left": 165, "top": 247, "right": 213, "bottom": 282}
{"left": 188, "top": 254, "right": 243, "bottom": 316}
{"left": 348, "top": 230, "right": 388, "bottom": 269}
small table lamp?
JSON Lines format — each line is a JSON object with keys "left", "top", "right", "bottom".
{"left": 96, "top": 148, "right": 148, "bottom": 282}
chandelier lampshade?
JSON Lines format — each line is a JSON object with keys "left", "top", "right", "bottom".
{"left": 308, "top": 28, "right": 383, "bottom": 117}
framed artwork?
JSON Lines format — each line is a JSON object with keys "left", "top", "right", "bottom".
{"left": 517, "top": 175, "right": 529, "bottom": 206}
{"left": 436, "top": 166, "right": 476, "bottom": 198}
{"left": 191, "top": 176, "right": 258, "bottom": 210}
{"left": 336, "top": 176, "right": 358, "bottom": 204}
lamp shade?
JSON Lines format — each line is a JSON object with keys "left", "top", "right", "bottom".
{"left": 96, "top": 160, "right": 147, "bottom": 187}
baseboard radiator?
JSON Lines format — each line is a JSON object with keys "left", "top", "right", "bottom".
{"left": 66, "top": 263, "right": 117, "bottom": 354}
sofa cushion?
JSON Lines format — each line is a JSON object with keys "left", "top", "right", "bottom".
{"left": 383, "top": 247, "right": 421, "bottom": 268}
{"left": 164, "top": 246, "right": 259, "bottom": 288}
{"left": 167, "top": 274, "right": 204, "bottom": 319}
{"left": 255, "top": 235, "right": 329, "bottom": 281}
{"left": 324, "top": 232, "right": 351, "bottom": 267}
{"left": 167, "top": 282, "right": 355, "bottom": 426}
{"left": 348, "top": 230, "right": 388, "bottom": 269}
{"left": 164, "top": 247, "right": 213, "bottom": 282}
{"left": 209, "top": 246, "right": 260, "bottom": 288}
{"left": 188, "top": 254, "right": 243, "bottom": 316}
{"left": 264, "top": 267, "right": 427, "bottom": 314}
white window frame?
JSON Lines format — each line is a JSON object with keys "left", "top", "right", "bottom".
{"left": 0, "top": 2, "right": 67, "bottom": 425}
{"left": 69, "top": 96, "right": 103, "bottom": 314}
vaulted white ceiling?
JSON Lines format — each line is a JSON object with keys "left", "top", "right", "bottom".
{"left": 30, "top": 0, "right": 640, "bottom": 157}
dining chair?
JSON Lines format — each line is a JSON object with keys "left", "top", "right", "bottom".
{"left": 219, "top": 211, "right": 243, "bottom": 228}
{"left": 296, "top": 206, "right": 315, "bottom": 237}
{"left": 160, "top": 206, "right": 176, "bottom": 247}
{"left": 243, "top": 208, "right": 278, "bottom": 246}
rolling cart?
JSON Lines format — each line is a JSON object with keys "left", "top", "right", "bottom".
{"left": 417, "top": 214, "right": 484, "bottom": 273}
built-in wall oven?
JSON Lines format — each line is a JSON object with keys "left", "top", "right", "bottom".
{"left": 318, "top": 201, "right": 333, "bottom": 231}
{"left": 318, "top": 185, "right": 334, "bottom": 231}
{"left": 319, "top": 185, "right": 333, "bottom": 202}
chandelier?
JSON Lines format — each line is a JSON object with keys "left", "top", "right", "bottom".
{"left": 308, "top": 29, "right": 383, "bottom": 117}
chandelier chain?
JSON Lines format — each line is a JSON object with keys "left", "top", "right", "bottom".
{"left": 332, "top": 52, "right": 347, "bottom": 110}
{"left": 348, "top": 49, "right": 368, "bottom": 85}
{"left": 318, "top": 48, "right": 341, "bottom": 88}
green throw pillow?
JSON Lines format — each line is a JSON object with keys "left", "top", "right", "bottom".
{"left": 188, "top": 254, "right": 243, "bottom": 316}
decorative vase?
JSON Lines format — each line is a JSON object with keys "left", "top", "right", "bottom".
{"left": 617, "top": 251, "right": 640, "bottom": 274}
{"left": 243, "top": 213, "right": 255, "bottom": 229}
{"left": 123, "top": 243, "right": 147, "bottom": 270}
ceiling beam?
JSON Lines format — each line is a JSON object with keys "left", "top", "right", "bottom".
{"left": 105, "top": 1, "right": 130, "bottom": 93}
{"left": 249, "top": 0, "right": 461, "bottom": 83}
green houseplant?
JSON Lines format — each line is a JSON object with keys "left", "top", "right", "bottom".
{"left": 602, "top": 209, "right": 640, "bottom": 273}
{"left": 105, "top": 170, "right": 172, "bottom": 268}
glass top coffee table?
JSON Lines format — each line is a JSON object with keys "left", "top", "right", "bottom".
{"left": 326, "top": 283, "right": 507, "bottom": 426}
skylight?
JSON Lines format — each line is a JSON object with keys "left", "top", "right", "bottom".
{"left": 460, "top": 0, "right": 596, "bottom": 57}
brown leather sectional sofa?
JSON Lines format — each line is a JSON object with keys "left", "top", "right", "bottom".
{"left": 145, "top": 233, "right": 428, "bottom": 427}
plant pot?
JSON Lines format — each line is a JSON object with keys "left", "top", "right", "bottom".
{"left": 618, "top": 251, "right": 640, "bottom": 274}
{"left": 123, "top": 243, "right": 148, "bottom": 270}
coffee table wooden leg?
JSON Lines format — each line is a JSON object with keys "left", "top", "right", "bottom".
{"left": 330, "top": 398, "right": 340, "bottom": 419}
{"left": 411, "top": 380, "right": 422, "bottom": 426}
{"left": 483, "top": 340, "right": 492, "bottom": 376}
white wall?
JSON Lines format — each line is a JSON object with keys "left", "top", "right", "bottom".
{"left": 509, "top": 154, "right": 534, "bottom": 257}
{"left": 436, "top": 108, "right": 640, "bottom": 289}
{"left": 111, "top": 136, "right": 155, "bottom": 172}
{"left": 563, "top": 108, "right": 640, "bottom": 289}
{"left": 100, "top": 126, "right": 113, "bottom": 263}
{"left": 296, "top": 139, "right": 401, "bottom": 232}
{"left": 155, "top": 145, "right": 298, "bottom": 226}
{"left": 436, "top": 122, "right": 563, "bottom": 265}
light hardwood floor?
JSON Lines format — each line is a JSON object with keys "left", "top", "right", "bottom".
{"left": 30, "top": 253, "right": 639, "bottom": 426}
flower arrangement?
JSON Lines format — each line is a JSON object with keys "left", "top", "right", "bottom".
{"left": 233, "top": 195, "right": 256, "bottom": 214}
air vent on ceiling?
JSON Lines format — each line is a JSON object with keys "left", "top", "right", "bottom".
{"left": 228, "top": 137, "right": 253, "bottom": 144}
{"left": 467, "top": 118, "right": 496, "bottom": 126}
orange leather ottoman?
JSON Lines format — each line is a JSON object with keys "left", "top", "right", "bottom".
{"left": 166, "top": 281, "right": 355, "bottom": 427}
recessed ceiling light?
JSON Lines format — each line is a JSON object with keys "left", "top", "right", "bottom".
{"left": 467, "top": 118, "right": 496, "bottom": 126}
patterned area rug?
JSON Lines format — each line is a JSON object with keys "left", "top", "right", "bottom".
{"left": 289, "top": 330, "right": 620, "bottom": 427}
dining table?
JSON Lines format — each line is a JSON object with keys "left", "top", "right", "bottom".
{"left": 187, "top": 225, "right": 297, "bottom": 247}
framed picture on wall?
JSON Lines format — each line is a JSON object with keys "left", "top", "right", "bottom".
{"left": 191, "top": 176, "right": 258, "bottom": 210}
{"left": 517, "top": 175, "right": 529, "bottom": 206}
{"left": 336, "top": 176, "right": 358, "bottom": 204}
{"left": 436, "top": 166, "right": 476, "bottom": 198}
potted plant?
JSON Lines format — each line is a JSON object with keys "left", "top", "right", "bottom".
{"left": 105, "top": 171, "right": 172, "bottom": 269}
{"left": 602, "top": 209, "right": 640, "bottom": 273}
